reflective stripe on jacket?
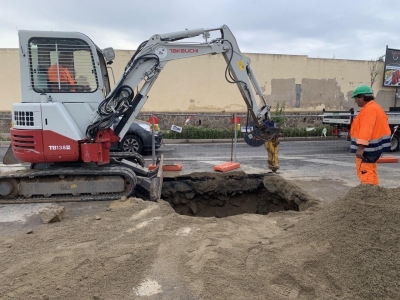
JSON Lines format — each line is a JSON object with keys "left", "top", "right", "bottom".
{"left": 350, "top": 100, "right": 391, "bottom": 155}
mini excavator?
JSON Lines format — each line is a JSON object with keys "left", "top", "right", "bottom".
{"left": 0, "top": 25, "right": 279, "bottom": 203}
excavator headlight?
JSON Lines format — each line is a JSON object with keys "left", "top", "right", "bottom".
{"left": 103, "top": 47, "right": 115, "bottom": 63}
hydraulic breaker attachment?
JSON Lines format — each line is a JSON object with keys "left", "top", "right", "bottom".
{"left": 264, "top": 135, "right": 280, "bottom": 172}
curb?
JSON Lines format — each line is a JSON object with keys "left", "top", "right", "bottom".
{"left": 163, "top": 136, "right": 341, "bottom": 144}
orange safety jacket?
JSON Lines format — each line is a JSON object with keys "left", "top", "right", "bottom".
{"left": 350, "top": 100, "right": 391, "bottom": 157}
{"left": 47, "top": 64, "right": 76, "bottom": 86}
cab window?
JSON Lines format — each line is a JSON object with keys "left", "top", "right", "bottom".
{"left": 28, "top": 38, "right": 98, "bottom": 93}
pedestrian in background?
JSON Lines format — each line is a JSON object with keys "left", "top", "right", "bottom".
{"left": 350, "top": 85, "right": 391, "bottom": 185}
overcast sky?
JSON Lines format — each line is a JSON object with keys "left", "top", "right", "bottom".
{"left": 0, "top": 0, "right": 398, "bottom": 61}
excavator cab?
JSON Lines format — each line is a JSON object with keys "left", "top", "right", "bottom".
{"left": 28, "top": 38, "right": 98, "bottom": 94}
{"left": 2, "top": 30, "right": 164, "bottom": 202}
{"left": 12, "top": 31, "right": 118, "bottom": 164}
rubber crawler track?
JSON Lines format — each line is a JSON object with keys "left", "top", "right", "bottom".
{"left": 0, "top": 165, "right": 137, "bottom": 204}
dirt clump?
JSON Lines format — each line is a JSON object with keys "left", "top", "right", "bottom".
{"left": 0, "top": 185, "right": 399, "bottom": 299}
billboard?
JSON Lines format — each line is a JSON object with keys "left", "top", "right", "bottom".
{"left": 383, "top": 46, "right": 400, "bottom": 87}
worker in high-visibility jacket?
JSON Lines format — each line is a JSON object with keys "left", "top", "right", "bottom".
{"left": 350, "top": 85, "right": 391, "bottom": 185}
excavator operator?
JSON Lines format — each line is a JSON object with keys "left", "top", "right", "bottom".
{"left": 47, "top": 52, "right": 89, "bottom": 92}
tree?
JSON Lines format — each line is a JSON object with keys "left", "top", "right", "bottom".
{"left": 272, "top": 101, "right": 286, "bottom": 126}
{"left": 369, "top": 55, "right": 385, "bottom": 88}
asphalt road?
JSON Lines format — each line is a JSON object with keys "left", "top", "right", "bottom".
{"left": 152, "top": 140, "right": 400, "bottom": 196}
{"left": 154, "top": 139, "right": 351, "bottom": 162}
{"left": 1, "top": 140, "right": 399, "bottom": 189}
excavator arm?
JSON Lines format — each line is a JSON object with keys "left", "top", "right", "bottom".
{"left": 88, "top": 25, "right": 279, "bottom": 146}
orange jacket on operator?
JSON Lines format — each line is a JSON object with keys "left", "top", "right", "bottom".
{"left": 47, "top": 64, "right": 75, "bottom": 85}
{"left": 350, "top": 100, "right": 391, "bottom": 156}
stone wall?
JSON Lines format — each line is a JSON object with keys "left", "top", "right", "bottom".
{"left": 136, "top": 112, "right": 324, "bottom": 130}
{"left": 0, "top": 112, "right": 11, "bottom": 137}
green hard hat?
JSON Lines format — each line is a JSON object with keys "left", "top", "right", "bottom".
{"left": 352, "top": 85, "right": 374, "bottom": 98}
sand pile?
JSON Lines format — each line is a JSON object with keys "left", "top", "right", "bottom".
{"left": 0, "top": 184, "right": 399, "bottom": 299}
{"left": 265, "top": 184, "right": 400, "bottom": 299}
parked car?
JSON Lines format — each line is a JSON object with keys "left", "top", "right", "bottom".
{"left": 110, "top": 118, "right": 163, "bottom": 154}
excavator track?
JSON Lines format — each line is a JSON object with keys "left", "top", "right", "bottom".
{"left": 0, "top": 165, "right": 137, "bottom": 204}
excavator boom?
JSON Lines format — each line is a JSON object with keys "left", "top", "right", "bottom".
{"left": 102, "top": 25, "right": 275, "bottom": 141}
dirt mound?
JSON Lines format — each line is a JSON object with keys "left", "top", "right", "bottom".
{"left": 0, "top": 185, "right": 399, "bottom": 299}
{"left": 265, "top": 184, "right": 400, "bottom": 299}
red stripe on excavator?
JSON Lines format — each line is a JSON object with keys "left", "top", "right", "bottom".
{"left": 11, "top": 128, "right": 80, "bottom": 163}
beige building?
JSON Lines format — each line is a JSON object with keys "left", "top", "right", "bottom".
{"left": 1, "top": 48, "right": 396, "bottom": 112}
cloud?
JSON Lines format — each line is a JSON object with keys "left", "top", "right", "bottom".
{"left": 0, "top": 0, "right": 399, "bottom": 60}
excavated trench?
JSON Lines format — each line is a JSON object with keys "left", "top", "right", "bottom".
{"left": 161, "top": 171, "right": 321, "bottom": 217}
